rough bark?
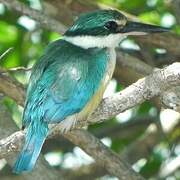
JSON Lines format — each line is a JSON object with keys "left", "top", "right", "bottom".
{"left": 1, "top": 63, "right": 180, "bottom": 178}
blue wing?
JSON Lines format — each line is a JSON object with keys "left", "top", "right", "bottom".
{"left": 23, "top": 39, "right": 108, "bottom": 126}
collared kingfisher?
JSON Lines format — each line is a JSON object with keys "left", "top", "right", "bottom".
{"left": 13, "top": 9, "right": 168, "bottom": 173}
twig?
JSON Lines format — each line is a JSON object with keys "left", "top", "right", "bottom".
{"left": 8, "top": 67, "right": 32, "bottom": 72}
{"left": 0, "top": 48, "right": 13, "bottom": 61}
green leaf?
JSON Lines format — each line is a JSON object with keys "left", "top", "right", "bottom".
{"left": 0, "top": 21, "right": 18, "bottom": 43}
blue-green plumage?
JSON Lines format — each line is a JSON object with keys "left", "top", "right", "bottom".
{"left": 24, "top": 39, "right": 109, "bottom": 124}
{"left": 13, "top": 9, "right": 168, "bottom": 173}
{"left": 65, "top": 10, "right": 126, "bottom": 36}
{"left": 13, "top": 39, "right": 110, "bottom": 173}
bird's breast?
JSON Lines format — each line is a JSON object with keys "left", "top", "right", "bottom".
{"left": 76, "top": 48, "right": 116, "bottom": 121}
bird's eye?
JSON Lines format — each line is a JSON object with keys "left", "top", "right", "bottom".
{"left": 105, "top": 21, "right": 118, "bottom": 31}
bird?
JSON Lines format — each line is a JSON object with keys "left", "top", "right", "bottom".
{"left": 13, "top": 9, "right": 168, "bottom": 173}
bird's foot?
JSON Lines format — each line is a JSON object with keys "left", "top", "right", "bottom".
{"left": 59, "top": 116, "right": 77, "bottom": 133}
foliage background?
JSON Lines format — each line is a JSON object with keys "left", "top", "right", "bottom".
{"left": 0, "top": 0, "right": 179, "bottom": 179}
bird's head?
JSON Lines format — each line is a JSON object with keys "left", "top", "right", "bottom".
{"left": 64, "top": 10, "right": 168, "bottom": 49}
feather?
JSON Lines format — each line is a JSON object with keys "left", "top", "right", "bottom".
{"left": 13, "top": 122, "right": 48, "bottom": 173}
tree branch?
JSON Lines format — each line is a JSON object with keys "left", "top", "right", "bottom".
{"left": 59, "top": 163, "right": 107, "bottom": 180}
{"left": 0, "top": 0, "right": 66, "bottom": 33}
{"left": 0, "top": 71, "right": 25, "bottom": 106}
{"left": 134, "top": 34, "right": 180, "bottom": 57}
{"left": 1, "top": 62, "right": 180, "bottom": 178}
{"left": 43, "top": 116, "right": 154, "bottom": 153}
{"left": 87, "top": 62, "right": 180, "bottom": 124}
{"left": 170, "top": 0, "right": 180, "bottom": 25}
{"left": 66, "top": 130, "right": 144, "bottom": 180}
{"left": 0, "top": 62, "right": 180, "bottom": 145}
{"left": 0, "top": 97, "right": 64, "bottom": 180}
{"left": 0, "top": 129, "right": 144, "bottom": 180}
{"left": 48, "top": 119, "right": 180, "bottom": 180}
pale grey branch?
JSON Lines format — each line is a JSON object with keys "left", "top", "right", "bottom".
{"left": 88, "top": 62, "right": 180, "bottom": 124}
{"left": 1, "top": 63, "right": 180, "bottom": 178}
{"left": 1, "top": 62, "right": 180, "bottom": 152}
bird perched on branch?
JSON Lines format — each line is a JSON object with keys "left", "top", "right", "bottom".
{"left": 13, "top": 9, "right": 168, "bottom": 173}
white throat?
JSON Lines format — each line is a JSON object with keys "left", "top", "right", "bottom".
{"left": 64, "top": 34, "right": 126, "bottom": 49}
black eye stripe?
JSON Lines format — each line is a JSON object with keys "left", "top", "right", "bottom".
{"left": 105, "top": 21, "right": 118, "bottom": 30}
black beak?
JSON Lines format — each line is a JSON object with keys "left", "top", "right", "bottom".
{"left": 119, "top": 21, "right": 169, "bottom": 35}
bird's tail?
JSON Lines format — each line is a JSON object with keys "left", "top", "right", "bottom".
{"left": 13, "top": 122, "right": 48, "bottom": 174}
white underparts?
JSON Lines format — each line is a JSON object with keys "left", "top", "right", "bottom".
{"left": 64, "top": 34, "right": 126, "bottom": 49}
{"left": 104, "top": 48, "right": 116, "bottom": 85}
